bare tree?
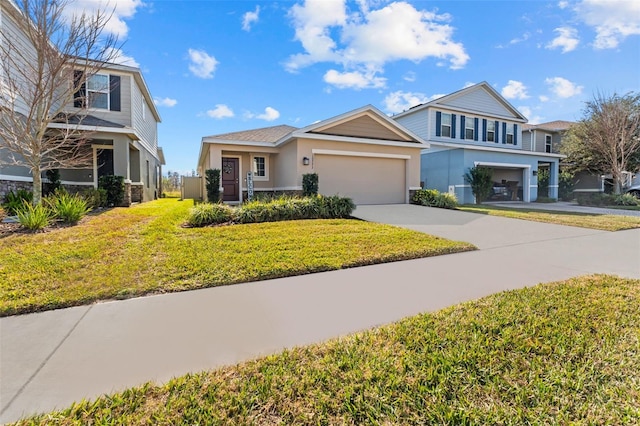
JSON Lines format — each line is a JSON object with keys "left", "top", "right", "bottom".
{"left": 561, "top": 92, "right": 640, "bottom": 193}
{"left": 0, "top": 0, "right": 119, "bottom": 204}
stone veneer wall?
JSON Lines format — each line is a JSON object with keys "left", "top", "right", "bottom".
{"left": 0, "top": 180, "right": 33, "bottom": 200}
{"left": 131, "top": 184, "right": 144, "bottom": 203}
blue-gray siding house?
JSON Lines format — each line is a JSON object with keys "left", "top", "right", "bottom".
{"left": 393, "top": 82, "right": 565, "bottom": 204}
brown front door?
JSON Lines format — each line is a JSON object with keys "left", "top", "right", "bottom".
{"left": 222, "top": 157, "right": 239, "bottom": 202}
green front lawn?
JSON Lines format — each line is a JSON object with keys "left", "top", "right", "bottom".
{"left": 14, "top": 275, "right": 640, "bottom": 425}
{"left": 0, "top": 199, "right": 474, "bottom": 316}
{"left": 459, "top": 204, "right": 640, "bottom": 231}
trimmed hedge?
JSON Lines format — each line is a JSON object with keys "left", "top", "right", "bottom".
{"left": 576, "top": 192, "right": 640, "bottom": 207}
{"left": 411, "top": 189, "right": 458, "bottom": 209}
{"left": 186, "top": 195, "right": 356, "bottom": 227}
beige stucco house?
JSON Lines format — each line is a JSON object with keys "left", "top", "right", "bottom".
{"left": 197, "top": 105, "right": 427, "bottom": 205}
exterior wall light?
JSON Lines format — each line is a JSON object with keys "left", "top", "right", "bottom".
{"left": 302, "top": 156, "right": 310, "bottom": 166}
{"left": 532, "top": 170, "right": 538, "bottom": 176}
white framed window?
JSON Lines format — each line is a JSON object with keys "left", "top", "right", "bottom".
{"left": 506, "top": 124, "right": 514, "bottom": 144}
{"left": 142, "top": 101, "right": 146, "bottom": 120}
{"left": 441, "top": 113, "right": 452, "bottom": 138}
{"left": 87, "top": 74, "right": 109, "bottom": 109}
{"left": 545, "top": 134, "right": 552, "bottom": 153}
{"left": 465, "top": 117, "right": 475, "bottom": 140}
{"left": 487, "top": 120, "right": 495, "bottom": 142}
{"left": 252, "top": 154, "right": 269, "bottom": 181}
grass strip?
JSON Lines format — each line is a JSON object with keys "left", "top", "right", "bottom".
{"left": 13, "top": 275, "right": 640, "bottom": 425}
{"left": 459, "top": 204, "right": 640, "bottom": 231}
{"left": 0, "top": 199, "right": 474, "bottom": 316}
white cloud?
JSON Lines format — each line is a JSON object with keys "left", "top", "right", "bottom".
{"left": 207, "top": 104, "right": 234, "bottom": 119}
{"left": 574, "top": 0, "right": 640, "bottom": 49}
{"left": 247, "top": 106, "right": 280, "bottom": 121}
{"left": 518, "top": 106, "right": 543, "bottom": 124}
{"left": 323, "top": 69, "right": 386, "bottom": 90}
{"left": 154, "top": 97, "right": 177, "bottom": 107}
{"left": 242, "top": 6, "right": 260, "bottom": 31}
{"left": 105, "top": 47, "right": 139, "bottom": 67}
{"left": 546, "top": 27, "right": 579, "bottom": 53}
{"left": 403, "top": 71, "right": 416, "bottom": 82}
{"left": 383, "top": 91, "right": 430, "bottom": 114}
{"left": 187, "top": 49, "right": 218, "bottom": 79}
{"left": 501, "top": 80, "right": 529, "bottom": 100}
{"left": 286, "top": 0, "right": 468, "bottom": 89}
{"left": 539, "top": 95, "right": 550, "bottom": 102}
{"left": 545, "top": 77, "right": 584, "bottom": 98}
{"left": 463, "top": 81, "right": 476, "bottom": 89}
{"left": 558, "top": 1, "right": 569, "bottom": 9}
{"left": 64, "top": 0, "right": 145, "bottom": 37}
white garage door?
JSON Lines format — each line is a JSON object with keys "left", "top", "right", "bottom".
{"left": 314, "top": 154, "right": 406, "bottom": 204}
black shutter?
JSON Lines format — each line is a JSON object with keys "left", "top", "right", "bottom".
{"left": 110, "top": 75, "right": 121, "bottom": 112}
{"left": 435, "top": 111, "right": 441, "bottom": 137}
{"left": 513, "top": 124, "right": 518, "bottom": 145}
{"left": 460, "top": 115, "right": 466, "bottom": 139}
{"left": 451, "top": 114, "right": 457, "bottom": 139}
{"left": 474, "top": 118, "right": 479, "bottom": 141}
{"left": 502, "top": 122, "right": 507, "bottom": 144}
{"left": 494, "top": 121, "right": 499, "bottom": 143}
{"left": 73, "top": 71, "right": 85, "bottom": 108}
{"left": 482, "top": 119, "right": 487, "bottom": 141}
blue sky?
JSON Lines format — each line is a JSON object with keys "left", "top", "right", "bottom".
{"left": 77, "top": 0, "right": 639, "bottom": 175}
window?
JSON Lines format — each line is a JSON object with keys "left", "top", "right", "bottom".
{"left": 142, "top": 102, "right": 146, "bottom": 120}
{"left": 252, "top": 155, "right": 269, "bottom": 180}
{"left": 87, "top": 74, "right": 109, "bottom": 109}
{"left": 487, "top": 120, "right": 495, "bottom": 142}
{"left": 465, "top": 117, "right": 475, "bottom": 140}
{"left": 441, "top": 113, "right": 451, "bottom": 137}
{"left": 506, "top": 124, "right": 514, "bottom": 144}
{"left": 545, "top": 134, "right": 552, "bottom": 153}
{"left": 146, "top": 160, "right": 150, "bottom": 187}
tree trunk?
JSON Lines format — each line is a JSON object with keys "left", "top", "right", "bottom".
{"left": 32, "top": 167, "right": 43, "bottom": 205}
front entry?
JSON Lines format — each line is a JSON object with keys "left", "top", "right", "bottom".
{"left": 222, "top": 157, "right": 239, "bottom": 202}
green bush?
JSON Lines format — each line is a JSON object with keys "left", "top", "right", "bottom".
{"left": 3, "top": 189, "right": 33, "bottom": 215}
{"left": 186, "top": 195, "right": 356, "bottom": 227}
{"left": 16, "top": 201, "right": 52, "bottom": 231}
{"left": 81, "top": 188, "right": 108, "bottom": 209}
{"left": 186, "top": 203, "right": 234, "bottom": 227}
{"left": 464, "top": 166, "right": 493, "bottom": 204}
{"left": 43, "top": 169, "right": 62, "bottom": 196}
{"left": 558, "top": 170, "right": 575, "bottom": 201}
{"left": 46, "top": 190, "right": 91, "bottom": 223}
{"left": 302, "top": 173, "right": 319, "bottom": 197}
{"left": 99, "top": 175, "right": 125, "bottom": 207}
{"left": 575, "top": 192, "right": 640, "bottom": 207}
{"left": 411, "top": 189, "right": 458, "bottom": 209}
{"left": 205, "top": 169, "right": 221, "bottom": 202}
{"left": 613, "top": 193, "right": 640, "bottom": 206}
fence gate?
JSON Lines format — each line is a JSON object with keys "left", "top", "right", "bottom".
{"left": 181, "top": 176, "right": 203, "bottom": 200}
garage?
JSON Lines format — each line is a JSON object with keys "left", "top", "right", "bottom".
{"left": 313, "top": 152, "right": 407, "bottom": 204}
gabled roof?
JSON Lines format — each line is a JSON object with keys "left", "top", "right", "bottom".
{"left": 522, "top": 120, "right": 575, "bottom": 132}
{"left": 204, "top": 124, "right": 298, "bottom": 143}
{"left": 393, "top": 81, "right": 527, "bottom": 122}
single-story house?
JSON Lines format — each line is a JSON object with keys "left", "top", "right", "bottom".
{"left": 196, "top": 105, "right": 426, "bottom": 204}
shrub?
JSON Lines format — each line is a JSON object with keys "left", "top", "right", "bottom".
{"left": 46, "top": 190, "right": 91, "bottom": 223}
{"left": 43, "top": 169, "right": 62, "bottom": 196}
{"left": 575, "top": 192, "right": 640, "bottom": 207}
{"left": 317, "top": 195, "right": 355, "bottom": 218}
{"left": 3, "top": 189, "right": 33, "bottom": 215}
{"left": 186, "top": 203, "right": 234, "bottom": 227}
{"left": 558, "top": 170, "right": 575, "bottom": 201}
{"left": 205, "top": 169, "right": 221, "bottom": 202}
{"left": 81, "top": 188, "right": 108, "bottom": 209}
{"left": 613, "top": 193, "right": 640, "bottom": 206}
{"left": 16, "top": 201, "right": 52, "bottom": 231}
{"left": 302, "top": 173, "right": 319, "bottom": 197}
{"left": 99, "top": 175, "right": 125, "bottom": 207}
{"left": 412, "top": 189, "right": 458, "bottom": 209}
{"left": 464, "top": 166, "right": 493, "bottom": 204}
{"left": 537, "top": 169, "right": 550, "bottom": 198}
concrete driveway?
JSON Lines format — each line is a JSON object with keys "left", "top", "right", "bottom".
{"left": 2, "top": 205, "right": 639, "bottom": 423}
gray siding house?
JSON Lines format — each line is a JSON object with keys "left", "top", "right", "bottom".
{"left": 393, "top": 82, "right": 565, "bottom": 204}
{"left": 0, "top": 0, "right": 164, "bottom": 204}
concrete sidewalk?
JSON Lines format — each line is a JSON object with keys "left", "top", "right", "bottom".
{"left": 2, "top": 206, "right": 639, "bottom": 423}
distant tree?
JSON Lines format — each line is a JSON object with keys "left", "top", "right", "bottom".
{"left": 464, "top": 166, "right": 493, "bottom": 204}
{"left": 0, "top": 0, "right": 119, "bottom": 205}
{"left": 560, "top": 92, "right": 640, "bottom": 193}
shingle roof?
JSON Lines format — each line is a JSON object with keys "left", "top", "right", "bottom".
{"left": 206, "top": 125, "right": 298, "bottom": 143}
{"left": 522, "top": 120, "right": 575, "bottom": 132}
{"left": 54, "top": 114, "right": 125, "bottom": 128}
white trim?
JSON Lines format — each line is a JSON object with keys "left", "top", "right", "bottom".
{"left": 409, "top": 186, "right": 422, "bottom": 190}
{"left": 431, "top": 141, "right": 565, "bottom": 158}
{"left": 454, "top": 184, "right": 471, "bottom": 188}
{"left": 61, "top": 180, "right": 94, "bottom": 186}
{"left": 473, "top": 161, "right": 531, "bottom": 202}
{"left": 290, "top": 133, "right": 425, "bottom": 149}
{"left": 312, "top": 149, "right": 411, "bottom": 160}
{"left": 0, "top": 174, "right": 33, "bottom": 182}
{"left": 530, "top": 185, "right": 538, "bottom": 188}
{"left": 549, "top": 185, "right": 559, "bottom": 188}
{"left": 222, "top": 155, "right": 242, "bottom": 203}
{"left": 474, "top": 161, "right": 531, "bottom": 169}
{"left": 201, "top": 139, "right": 278, "bottom": 149}
{"left": 250, "top": 153, "right": 270, "bottom": 182}
{"left": 47, "top": 123, "right": 139, "bottom": 139}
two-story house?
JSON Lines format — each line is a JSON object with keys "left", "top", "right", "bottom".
{"left": 0, "top": 0, "right": 164, "bottom": 204}
{"left": 393, "top": 82, "right": 565, "bottom": 204}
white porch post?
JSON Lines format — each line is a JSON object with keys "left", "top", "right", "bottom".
{"left": 549, "top": 161, "right": 559, "bottom": 199}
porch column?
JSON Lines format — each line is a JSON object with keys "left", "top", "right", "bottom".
{"left": 113, "top": 137, "right": 131, "bottom": 181}
{"left": 549, "top": 160, "right": 559, "bottom": 199}
{"left": 207, "top": 146, "right": 223, "bottom": 201}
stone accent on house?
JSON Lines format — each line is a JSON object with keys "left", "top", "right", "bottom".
{"left": 131, "top": 184, "right": 143, "bottom": 203}
{"left": 0, "top": 180, "right": 32, "bottom": 200}
{"left": 121, "top": 182, "right": 132, "bottom": 207}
